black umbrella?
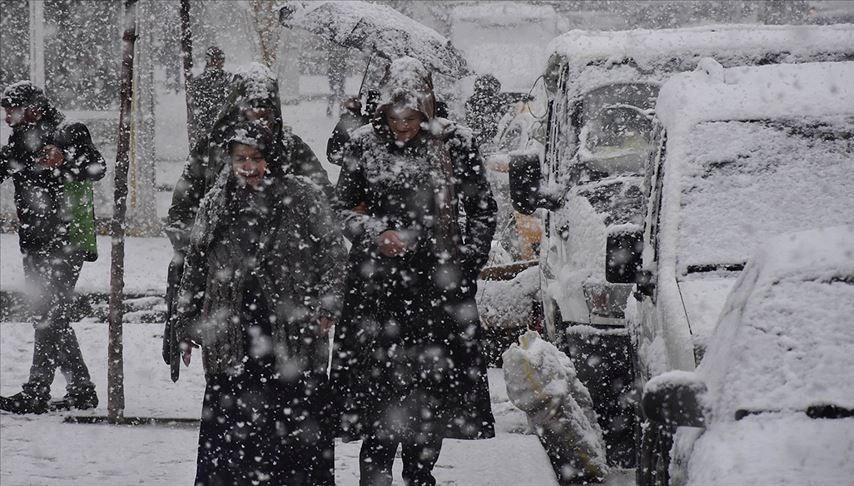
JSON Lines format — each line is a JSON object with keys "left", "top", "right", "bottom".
{"left": 278, "top": 1, "right": 470, "bottom": 79}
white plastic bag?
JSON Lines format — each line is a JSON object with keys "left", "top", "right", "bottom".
{"left": 503, "top": 330, "right": 609, "bottom": 482}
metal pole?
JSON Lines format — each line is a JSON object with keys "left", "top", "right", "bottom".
{"left": 179, "top": 0, "right": 195, "bottom": 147}
{"left": 108, "top": 0, "right": 138, "bottom": 424}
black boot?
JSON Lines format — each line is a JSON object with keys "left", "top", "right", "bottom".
{"left": 0, "top": 391, "right": 50, "bottom": 414}
{"left": 51, "top": 385, "right": 99, "bottom": 411}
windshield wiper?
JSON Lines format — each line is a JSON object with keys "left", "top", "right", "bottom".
{"left": 686, "top": 263, "right": 745, "bottom": 274}
{"left": 736, "top": 404, "right": 854, "bottom": 420}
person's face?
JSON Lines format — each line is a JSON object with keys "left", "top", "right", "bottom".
{"left": 230, "top": 143, "right": 268, "bottom": 189}
{"left": 243, "top": 107, "right": 275, "bottom": 130}
{"left": 387, "top": 107, "right": 424, "bottom": 143}
{"left": 4, "top": 106, "right": 40, "bottom": 127}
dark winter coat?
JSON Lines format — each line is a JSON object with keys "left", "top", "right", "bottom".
{"left": 167, "top": 63, "right": 333, "bottom": 255}
{"left": 330, "top": 59, "right": 498, "bottom": 441}
{"left": 465, "top": 74, "right": 505, "bottom": 148}
{"left": 0, "top": 112, "right": 106, "bottom": 256}
{"left": 171, "top": 166, "right": 346, "bottom": 377}
{"left": 188, "top": 65, "right": 231, "bottom": 145}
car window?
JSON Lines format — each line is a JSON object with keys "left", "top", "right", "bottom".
{"left": 675, "top": 116, "right": 854, "bottom": 272}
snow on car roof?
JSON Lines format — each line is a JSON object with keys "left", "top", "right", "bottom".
{"left": 548, "top": 23, "right": 854, "bottom": 69}
{"left": 699, "top": 226, "right": 854, "bottom": 417}
{"left": 657, "top": 60, "right": 854, "bottom": 131}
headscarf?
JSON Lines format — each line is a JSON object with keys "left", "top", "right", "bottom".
{"left": 374, "top": 57, "right": 436, "bottom": 122}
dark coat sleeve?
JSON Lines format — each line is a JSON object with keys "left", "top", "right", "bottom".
{"left": 171, "top": 180, "right": 221, "bottom": 344}
{"left": 290, "top": 180, "right": 347, "bottom": 320}
{"left": 166, "top": 137, "right": 211, "bottom": 253}
{"left": 0, "top": 145, "right": 11, "bottom": 183}
{"left": 287, "top": 134, "right": 335, "bottom": 201}
{"left": 55, "top": 122, "right": 107, "bottom": 182}
{"left": 332, "top": 139, "right": 387, "bottom": 244}
{"left": 450, "top": 131, "right": 497, "bottom": 277}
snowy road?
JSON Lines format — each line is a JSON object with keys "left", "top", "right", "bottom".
{"left": 0, "top": 321, "right": 633, "bottom": 485}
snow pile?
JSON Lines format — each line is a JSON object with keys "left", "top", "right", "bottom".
{"left": 476, "top": 266, "right": 539, "bottom": 330}
{"left": 503, "top": 330, "right": 609, "bottom": 481}
{"left": 699, "top": 225, "right": 854, "bottom": 419}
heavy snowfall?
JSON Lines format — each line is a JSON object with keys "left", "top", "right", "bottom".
{"left": 1, "top": 1, "right": 853, "bottom": 485}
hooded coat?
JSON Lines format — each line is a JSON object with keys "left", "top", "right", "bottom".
{"left": 167, "top": 63, "right": 333, "bottom": 255}
{"left": 171, "top": 160, "right": 346, "bottom": 377}
{"left": 0, "top": 81, "right": 106, "bottom": 256}
{"left": 330, "top": 57, "right": 498, "bottom": 441}
{"left": 465, "top": 74, "right": 505, "bottom": 148}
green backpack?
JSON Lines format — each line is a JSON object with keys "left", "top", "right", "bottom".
{"left": 64, "top": 181, "right": 98, "bottom": 262}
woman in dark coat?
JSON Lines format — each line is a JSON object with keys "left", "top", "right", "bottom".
{"left": 164, "top": 63, "right": 334, "bottom": 372}
{"left": 331, "top": 57, "right": 498, "bottom": 486}
{"left": 171, "top": 122, "right": 346, "bottom": 485}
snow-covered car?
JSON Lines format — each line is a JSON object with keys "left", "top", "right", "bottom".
{"left": 641, "top": 225, "right": 854, "bottom": 486}
{"left": 631, "top": 61, "right": 854, "bottom": 485}
{"left": 508, "top": 23, "right": 854, "bottom": 467}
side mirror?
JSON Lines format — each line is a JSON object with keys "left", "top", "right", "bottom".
{"left": 508, "top": 152, "right": 561, "bottom": 215}
{"left": 634, "top": 269, "right": 656, "bottom": 299}
{"left": 606, "top": 231, "right": 642, "bottom": 283}
{"left": 642, "top": 371, "right": 707, "bottom": 428}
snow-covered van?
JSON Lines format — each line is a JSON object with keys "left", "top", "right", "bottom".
{"left": 631, "top": 61, "right": 854, "bottom": 485}
{"left": 508, "top": 23, "right": 854, "bottom": 466}
{"left": 641, "top": 226, "right": 854, "bottom": 486}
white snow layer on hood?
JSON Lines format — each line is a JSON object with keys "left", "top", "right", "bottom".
{"left": 698, "top": 226, "right": 854, "bottom": 420}
{"left": 233, "top": 62, "right": 278, "bottom": 102}
{"left": 378, "top": 56, "right": 435, "bottom": 118}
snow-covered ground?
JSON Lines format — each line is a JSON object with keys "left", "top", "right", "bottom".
{"left": 0, "top": 320, "right": 632, "bottom": 485}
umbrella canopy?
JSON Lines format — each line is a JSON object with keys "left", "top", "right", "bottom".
{"left": 279, "top": 1, "right": 470, "bottom": 79}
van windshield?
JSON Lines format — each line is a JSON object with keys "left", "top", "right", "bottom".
{"left": 575, "top": 83, "right": 658, "bottom": 177}
{"left": 676, "top": 116, "right": 854, "bottom": 273}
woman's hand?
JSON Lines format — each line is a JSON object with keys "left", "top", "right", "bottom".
{"left": 180, "top": 337, "right": 199, "bottom": 366}
{"left": 377, "top": 229, "right": 407, "bottom": 257}
{"left": 318, "top": 316, "right": 333, "bottom": 338}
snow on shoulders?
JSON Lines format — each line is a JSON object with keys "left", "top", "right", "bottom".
{"left": 348, "top": 122, "right": 376, "bottom": 142}
{"left": 656, "top": 61, "right": 854, "bottom": 131}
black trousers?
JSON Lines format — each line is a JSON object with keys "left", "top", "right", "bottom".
{"left": 359, "top": 434, "right": 443, "bottom": 486}
{"left": 194, "top": 362, "right": 335, "bottom": 486}
{"left": 21, "top": 250, "right": 93, "bottom": 399}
